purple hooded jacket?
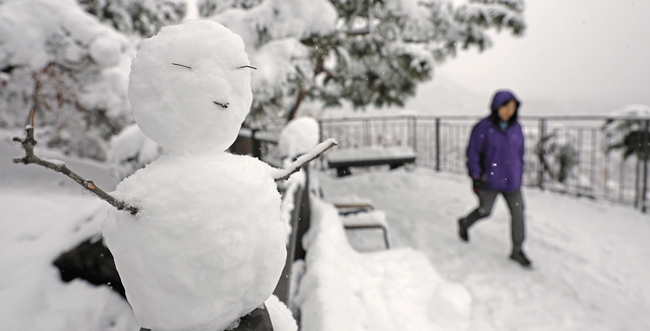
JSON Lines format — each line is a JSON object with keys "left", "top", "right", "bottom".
{"left": 466, "top": 90, "right": 524, "bottom": 192}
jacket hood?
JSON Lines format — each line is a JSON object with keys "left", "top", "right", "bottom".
{"left": 489, "top": 90, "right": 521, "bottom": 125}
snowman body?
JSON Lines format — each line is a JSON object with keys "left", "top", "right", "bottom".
{"left": 102, "top": 20, "right": 287, "bottom": 331}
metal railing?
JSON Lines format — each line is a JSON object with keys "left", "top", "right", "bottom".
{"left": 318, "top": 115, "right": 650, "bottom": 212}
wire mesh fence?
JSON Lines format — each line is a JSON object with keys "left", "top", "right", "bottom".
{"left": 318, "top": 115, "right": 650, "bottom": 212}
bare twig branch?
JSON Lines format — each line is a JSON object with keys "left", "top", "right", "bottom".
{"left": 272, "top": 139, "right": 338, "bottom": 182}
{"left": 170, "top": 63, "right": 192, "bottom": 70}
{"left": 12, "top": 109, "right": 139, "bottom": 215}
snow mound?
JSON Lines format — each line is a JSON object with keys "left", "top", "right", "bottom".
{"left": 296, "top": 197, "right": 471, "bottom": 331}
{"left": 128, "top": 20, "right": 252, "bottom": 154}
{"left": 103, "top": 153, "right": 286, "bottom": 331}
{"left": 265, "top": 295, "right": 298, "bottom": 331}
{"left": 278, "top": 117, "right": 320, "bottom": 162}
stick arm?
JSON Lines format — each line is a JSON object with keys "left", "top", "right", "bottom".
{"left": 271, "top": 139, "right": 337, "bottom": 182}
{"left": 12, "top": 110, "right": 139, "bottom": 215}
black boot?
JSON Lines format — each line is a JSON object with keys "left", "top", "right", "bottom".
{"left": 458, "top": 218, "right": 469, "bottom": 242}
{"left": 510, "top": 250, "right": 531, "bottom": 267}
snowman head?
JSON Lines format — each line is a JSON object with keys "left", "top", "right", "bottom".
{"left": 128, "top": 20, "right": 252, "bottom": 154}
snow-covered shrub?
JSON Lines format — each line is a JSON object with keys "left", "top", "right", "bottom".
{"left": 77, "top": 0, "right": 186, "bottom": 37}
{"left": 107, "top": 124, "right": 162, "bottom": 180}
{"left": 278, "top": 117, "right": 321, "bottom": 164}
{"left": 535, "top": 129, "right": 579, "bottom": 184}
{"left": 0, "top": 0, "right": 135, "bottom": 160}
{"left": 602, "top": 104, "right": 650, "bottom": 160}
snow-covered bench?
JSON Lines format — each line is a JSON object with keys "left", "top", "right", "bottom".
{"left": 327, "top": 195, "right": 375, "bottom": 215}
{"left": 340, "top": 210, "right": 390, "bottom": 251}
{"left": 295, "top": 198, "right": 471, "bottom": 331}
{"left": 325, "top": 195, "right": 389, "bottom": 250}
{"left": 326, "top": 146, "right": 416, "bottom": 177}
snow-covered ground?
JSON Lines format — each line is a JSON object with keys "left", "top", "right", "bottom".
{"left": 315, "top": 168, "right": 650, "bottom": 331}
{"left": 2, "top": 127, "right": 650, "bottom": 330}
{"left": 0, "top": 130, "right": 138, "bottom": 330}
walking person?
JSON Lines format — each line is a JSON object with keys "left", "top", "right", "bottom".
{"left": 458, "top": 90, "right": 531, "bottom": 267}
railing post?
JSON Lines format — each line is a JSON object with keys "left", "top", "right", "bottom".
{"left": 641, "top": 120, "right": 649, "bottom": 212}
{"left": 412, "top": 116, "right": 418, "bottom": 153}
{"left": 273, "top": 182, "right": 305, "bottom": 305}
{"left": 537, "top": 118, "right": 546, "bottom": 190}
{"left": 634, "top": 147, "right": 640, "bottom": 209}
{"left": 363, "top": 119, "right": 370, "bottom": 146}
{"left": 251, "top": 129, "right": 261, "bottom": 159}
{"left": 293, "top": 166, "right": 311, "bottom": 260}
{"left": 435, "top": 117, "right": 441, "bottom": 172}
{"left": 318, "top": 120, "right": 325, "bottom": 170}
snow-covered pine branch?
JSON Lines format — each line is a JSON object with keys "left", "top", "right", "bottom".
{"left": 208, "top": 0, "right": 527, "bottom": 122}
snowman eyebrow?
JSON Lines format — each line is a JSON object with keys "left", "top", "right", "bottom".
{"left": 237, "top": 65, "right": 257, "bottom": 70}
{"left": 170, "top": 63, "right": 192, "bottom": 70}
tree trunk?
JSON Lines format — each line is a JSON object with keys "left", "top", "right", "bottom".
{"left": 287, "top": 89, "right": 308, "bottom": 122}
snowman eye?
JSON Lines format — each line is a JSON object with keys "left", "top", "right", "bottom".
{"left": 237, "top": 65, "right": 257, "bottom": 70}
{"left": 170, "top": 63, "right": 192, "bottom": 70}
{"left": 213, "top": 101, "right": 229, "bottom": 109}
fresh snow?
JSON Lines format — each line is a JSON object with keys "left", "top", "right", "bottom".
{"left": 103, "top": 20, "right": 288, "bottom": 331}
{"left": 264, "top": 294, "right": 298, "bottom": 331}
{"left": 278, "top": 117, "right": 321, "bottom": 161}
{"left": 0, "top": 0, "right": 134, "bottom": 128}
{"left": 0, "top": 130, "right": 137, "bottom": 330}
{"left": 314, "top": 168, "right": 650, "bottom": 331}
{"left": 128, "top": 20, "right": 252, "bottom": 155}
{"left": 104, "top": 152, "right": 286, "bottom": 331}
{"left": 41, "top": 158, "right": 66, "bottom": 167}
{"left": 107, "top": 124, "right": 162, "bottom": 180}
{"left": 4, "top": 127, "right": 650, "bottom": 330}
{"left": 296, "top": 197, "right": 472, "bottom": 331}
{"left": 327, "top": 146, "right": 417, "bottom": 163}
{"left": 0, "top": 0, "right": 128, "bottom": 71}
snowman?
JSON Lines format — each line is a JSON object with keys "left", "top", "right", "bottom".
{"left": 102, "top": 20, "right": 288, "bottom": 331}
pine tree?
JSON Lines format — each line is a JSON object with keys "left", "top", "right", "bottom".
{"left": 209, "top": 0, "right": 526, "bottom": 122}
{"left": 78, "top": 0, "right": 186, "bottom": 37}
{"left": 0, "top": 0, "right": 135, "bottom": 160}
{"left": 602, "top": 105, "right": 650, "bottom": 160}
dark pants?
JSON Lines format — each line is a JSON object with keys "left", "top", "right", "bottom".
{"left": 461, "top": 190, "right": 525, "bottom": 252}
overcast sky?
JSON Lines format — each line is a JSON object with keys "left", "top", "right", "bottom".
{"left": 436, "top": 0, "right": 650, "bottom": 114}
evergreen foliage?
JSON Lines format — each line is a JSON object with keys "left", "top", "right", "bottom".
{"left": 0, "top": 0, "right": 526, "bottom": 160}
{"left": 535, "top": 131, "right": 578, "bottom": 184}
{"left": 197, "top": 0, "right": 262, "bottom": 17}
{"left": 602, "top": 105, "right": 650, "bottom": 161}
{"left": 603, "top": 119, "right": 650, "bottom": 160}
{"left": 78, "top": 0, "right": 186, "bottom": 37}
{"left": 0, "top": 0, "right": 135, "bottom": 160}
{"left": 212, "top": 0, "right": 526, "bottom": 122}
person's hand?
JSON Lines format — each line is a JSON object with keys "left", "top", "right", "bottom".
{"left": 472, "top": 178, "right": 483, "bottom": 198}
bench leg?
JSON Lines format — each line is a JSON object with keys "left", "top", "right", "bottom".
{"left": 382, "top": 227, "right": 390, "bottom": 249}
{"left": 336, "top": 167, "right": 351, "bottom": 177}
